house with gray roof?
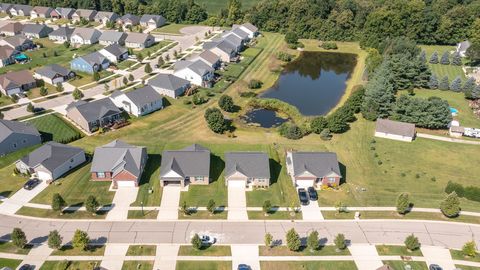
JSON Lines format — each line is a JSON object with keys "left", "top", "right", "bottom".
{"left": 456, "top": 40, "right": 471, "bottom": 57}
{"left": 99, "top": 43, "right": 128, "bottom": 63}
{"left": 22, "top": 24, "right": 53, "bottom": 39}
{"left": 140, "top": 14, "right": 166, "bottom": 28}
{"left": 0, "top": 4, "right": 13, "bottom": 14}
{"left": 15, "top": 142, "right": 85, "bottom": 181}
{"left": 30, "top": 6, "right": 54, "bottom": 18}
{"left": 72, "top": 9, "right": 97, "bottom": 22}
{"left": 91, "top": 140, "right": 147, "bottom": 188}
{"left": 125, "top": 32, "right": 155, "bottom": 49}
{"left": 70, "top": 51, "right": 110, "bottom": 74}
{"left": 66, "top": 98, "right": 122, "bottom": 133}
{"left": 110, "top": 85, "right": 163, "bottom": 117}
{"left": 34, "top": 64, "right": 75, "bottom": 85}
{"left": 0, "top": 45, "right": 18, "bottom": 67}
{"left": 148, "top": 73, "right": 191, "bottom": 99}
{"left": 0, "top": 70, "right": 36, "bottom": 96}
{"left": 286, "top": 151, "right": 342, "bottom": 188}
{"left": 0, "top": 119, "right": 41, "bottom": 156}
{"left": 203, "top": 39, "right": 237, "bottom": 62}
{"left": 99, "top": 30, "right": 127, "bottom": 46}
{"left": 159, "top": 144, "right": 210, "bottom": 187}
{"left": 225, "top": 152, "right": 270, "bottom": 188}
{"left": 94, "top": 11, "right": 119, "bottom": 25}
{"left": 9, "top": 4, "right": 32, "bottom": 17}
{"left": 70, "top": 27, "right": 101, "bottom": 45}
{"left": 48, "top": 26, "right": 74, "bottom": 42}
{"left": 232, "top": 22, "right": 258, "bottom": 39}
{"left": 0, "top": 22, "right": 24, "bottom": 37}
{"left": 222, "top": 34, "right": 243, "bottom": 51}
{"left": 190, "top": 50, "right": 221, "bottom": 69}
{"left": 173, "top": 60, "right": 214, "bottom": 87}
{"left": 55, "top": 7, "right": 76, "bottom": 19}
{"left": 0, "top": 36, "right": 34, "bottom": 51}
{"left": 375, "top": 118, "right": 416, "bottom": 142}
{"left": 117, "top": 14, "right": 140, "bottom": 27}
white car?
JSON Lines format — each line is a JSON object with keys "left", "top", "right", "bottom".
{"left": 200, "top": 235, "right": 216, "bottom": 245}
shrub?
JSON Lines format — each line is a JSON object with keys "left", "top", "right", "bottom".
{"left": 311, "top": 116, "right": 328, "bottom": 134}
{"left": 278, "top": 123, "right": 303, "bottom": 140}
{"left": 404, "top": 234, "right": 420, "bottom": 251}
{"left": 286, "top": 228, "right": 301, "bottom": 251}
{"left": 192, "top": 93, "right": 206, "bottom": 105}
{"left": 48, "top": 230, "right": 63, "bottom": 250}
{"left": 72, "top": 88, "right": 83, "bottom": 100}
{"left": 191, "top": 233, "right": 202, "bottom": 249}
{"left": 11, "top": 228, "right": 27, "bottom": 249}
{"left": 396, "top": 193, "right": 410, "bottom": 214}
{"left": 264, "top": 233, "right": 273, "bottom": 248}
{"left": 144, "top": 63, "right": 152, "bottom": 73}
{"left": 334, "top": 234, "right": 346, "bottom": 250}
{"left": 440, "top": 192, "right": 461, "bottom": 218}
{"left": 462, "top": 241, "right": 477, "bottom": 257}
{"left": 26, "top": 103, "right": 34, "bottom": 113}
{"left": 181, "top": 201, "right": 190, "bottom": 216}
{"left": 85, "top": 195, "right": 98, "bottom": 214}
{"left": 248, "top": 79, "right": 262, "bottom": 89}
{"left": 72, "top": 229, "right": 89, "bottom": 250}
{"left": 321, "top": 41, "right": 338, "bottom": 50}
{"left": 218, "top": 95, "right": 235, "bottom": 112}
{"left": 207, "top": 199, "right": 216, "bottom": 214}
{"left": 276, "top": 51, "right": 293, "bottom": 62}
{"left": 56, "top": 83, "right": 64, "bottom": 92}
{"left": 445, "top": 181, "right": 465, "bottom": 197}
{"left": 307, "top": 230, "right": 319, "bottom": 252}
{"left": 40, "top": 86, "right": 48, "bottom": 96}
{"left": 128, "top": 74, "right": 134, "bottom": 82}
{"left": 51, "top": 193, "right": 66, "bottom": 212}
{"left": 204, "top": 108, "right": 228, "bottom": 134}
{"left": 262, "top": 200, "right": 272, "bottom": 214}
{"left": 319, "top": 128, "right": 332, "bottom": 140}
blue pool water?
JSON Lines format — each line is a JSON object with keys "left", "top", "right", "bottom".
{"left": 14, "top": 54, "right": 28, "bottom": 61}
{"left": 450, "top": 107, "right": 458, "bottom": 114}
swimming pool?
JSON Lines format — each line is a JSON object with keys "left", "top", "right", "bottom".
{"left": 450, "top": 107, "right": 459, "bottom": 114}
{"left": 14, "top": 53, "right": 28, "bottom": 61}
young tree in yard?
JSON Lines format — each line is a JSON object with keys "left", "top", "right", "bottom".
{"left": 207, "top": 199, "right": 216, "bottom": 215}
{"left": 144, "top": 63, "right": 152, "bottom": 74}
{"left": 439, "top": 76, "right": 450, "bottom": 90}
{"left": 72, "top": 229, "right": 89, "bottom": 250}
{"left": 85, "top": 195, "right": 99, "bottom": 215}
{"left": 128, "top": 74, "right": 134, "bottom": 82}
{"left": 307, "top": 230, "right": 319, "bottom": 252}
{"left": 51, "top": 193, "right": 66, "bottom": 212}
{"left": 286, "top": 228, "right": 301, "bottom": 251}
{"left": 123, "top": 76, "right": 128, "bottom": 85}
{"left": 181, "top": 201, "right": 190, "bottom": 216}
{"left": 334, "top": 234, "right": 346, "bottom": 251}
{"left": 311, "top": 116, "right": 328, "bottom": 134}
{"left": 56, "top": 83, "right": 64, "bottom": 92}
{"left": 396, "top": 193, "right": 410, "bottom": 214}
{"left": 40, "top": 86, "right": 48, "bottom": 96}
{"left": 191, "top": 233, "right": 202, "bottom": 250}
{"left": 462, "top": 241, "right": 477, "bottom": 257}
{"left": 264, "top": 233, "right": 273, "bottom": 248}
{"left": 48, "top": 230, "right": 62, "bottom": 250}
{"left": 218, "top": 95, "right": 235, "bottom": 112}
{"left": 404, "top": 234, "right": 420, "bottom": 251}
{"left": 465, "top": 84, "right": 480, "bottom": 100}
{"left": 429, "top": 51, "right": 439, "bottom": 64}
{"left": 93, "top": 72, "right": 100, "bottom": 81}
{"left": 450, "top": 77, "right": 462, "bottom": 92}
{"left": 262, "top": 200, "right": 272, "bottom": 215}
{"left": 428, "top": 74, "right": 439, "bottom": 89}
{"left": 462, "top": 77, "right": 477, "bottom": 94}
{"left": 440, "top": 191, "right": 461, "bottom": 218}
{"left": 158, "top": 56, "right": 164, "bottom": 67}
{"left": 137, "top": 53, "right": 144, "bottom": 62}
{"left": 26, "top": 103, "right": 34, "bottom": 113}
{"left": 440, "top": 51, "right": 450, "bottom": 65}
{"left": 72, "top": 88, "right": 83, "bottom": 100}
{"left": 11, "top": 228, "right": 27, "bottom": 249}
{"left": 452, "top": 52, "right": 462, "bottom": 66}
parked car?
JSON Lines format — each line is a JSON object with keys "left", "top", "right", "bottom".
{"left": 298, "top": 188, "right": 309, "bottom": 205}
{"left": 429, "top": 264, "right": 443, "bottom": 270}
{"left": 238, "top": 264, "right": 251, "bottom": 270}
{"left": 307, "top": 187, "right": 318, "bottom": 201}
{"left": 200, "top": 234, "right": 216, "bottom": 245}
{"left": 23, "top": 178, "right": 40, "bottom": 190}
{"left": 19, "top": 264, "right": 33, "bottom": 270}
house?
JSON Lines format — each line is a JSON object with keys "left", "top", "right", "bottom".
{"left": 99, "top": 30, "right": 127, "bottom": 46}
{"left": 375, "top": 118, "right": 416, "bottom": 142}
{"left": 286, "top": 151, "right": 342, "bottom": 188}
{"left": 148, "top": 73, "right": 191, "bottom": 99}
{"left": 0, "top": 70, "right": 36, "bottom": 96}
{"left": 191, "top": 50, "right": 221, "bottom": 69}
{"left": 70, "top": 51, "right": 110, "bottom": 74}
{"left": 449, "top": 125, "right": 465, "bottom": 138}
{"left": 139, "top": 14, "right": 166, "bottom": 28}
{"left": 125, "top": 33, "right": 155, "bottom": 49}
{"left": 90, "top": 140, "right": 147, "bottom": 188}
{"left": 0, "top": 4, "right": 12, "bottom": 14}
{"left": 94, "top": 11, "right": 119, "bottom": 25}
{"left": 66, "top": 98, "right": 122, "bottom": 133}
{"left": 173, "top": 60, "right": 214, "bottom": 87}
{"left": 72, "top": 9, "right": 97, "bottom": 22}
{"left": 70, "top": 27, "right": 101, "bottom": 45}
{"left": 9, "top": 4, "right": 32, "bottom": 17}
{"left": 456, "top": 40, "right": 471, "bottom": 57}
{"left": 0, "top": 36, "right": 34, "bottom": 51}
{"left": 159, "top": 144, "right": 210, "bottom": 187}
{"left": 55, "top": 7, "right": 75, "bottom": 19}
{"left": 34, "top": 64, "right": 75, "bottom": 85}
{"left": 222, "top": 35, "right": 243, "bottom": 52}
{"left": 0, "top": 45, "right": 18, "bottom": 67}
{"left": 0, "top": 22, "right": 24, "bottom": 37}
{"left": 204, "top": 39, "right": 237, "bottom": 62}
{"left": 110, "top": 85, "right": 163, "bottom": 117}
{"left": 226, "top": 27, "right": 250, "bottom": 42}
{"left": 15, "top": 142, "right": 85, "bottom": 181}
{"left": 0, "top": 119, "right": 41, "bottom": 156}
{"left": 48, "top": 26, "right": 74, "bottom": 42}
{"left": 22, "top": 24, "right": 53, "bottom": 39}
{"left": 30, "top": 6, "right": 53, "bottom": 18}
{"left": 232, "top": 22, "right": 258, "bottom": 39}
{"left": 99, "top": 44, "right": 128, "bottom": 63}
{"left": 225, "top": 152, "right": 270, "bottom": 188}
{"left": 117, "top": 14, "right": 140, "bottom": 27}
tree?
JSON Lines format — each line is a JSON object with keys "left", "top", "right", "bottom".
{"left": 396, "top": 193, "right": 410, "bottom": 214}
{"left": 440, "top": 51, "right": 450, "bottom": 65}
{"left": 52, "top": 193, "right": 66, "bottom": 212}
{"left": 192, "top": 93, "right": 205, "bottom": 105}
{"left": 204, "top": 108, "right": 228, "bottom": 134}
{"left": 128, "top": 74, "right": 134, "bottom": 82}
{"left": 419, "top": 50, "right": 426, "bottom": 63}
{"left": 334, "top": 234, "right": 346, "bottom": 251}
{"left": 439, "top": 76, "right": 449, "bottom": 90}
{"left": 85, "top": 195, "right": 98, "bottom": 215}
{"left": 191, "top": 233, "right": 202, "bottom": 250}
{"left": 262, "top": 200, "right": 272, "bottom": 215}
{"left": 440, "top": 191, "right": 461, "bottom": 218}
{"left": 429, "top": 51, "right": 439, "bottom": 64}
{"left": 451, "top": 52, "right": 462, "bottom": 66}
{"left": 40, "top": 86, "right": 48, "bottom": 96}
{"left": 278, "top": 123, "right": 304, "bottom": 139}
{"left": 123, "top": 76, "right": 128, "bottom": 85}
{"left": 428, "top": 75, "right": 439, "bottom": 89}
{"left": 72, "top": 88, "right": 83, "bottom": 100}
{"left": 227, "top": 0, "right": 243, "bottom": 23}
{"left": 63, "top": 41, "right": 70, "bottom": 48}
{"left": 391, "top": 95, "right": 452, "bottom": 129}
{"left": 311, "top": 116, "right": 328, "bottom": 134}
{"left": 93, "top": 72, "right": 100, "bottom": 81}
{"left": 404, "top": 234, "right": 420, "bottom": 251}
{"left": 285, "top": 31, "right": 298, "bottom": 45}
{"left": 307, "top": 230, "right": 319, "bottom": 252}
{"left": 462, "top": 241, "right": 477, "bottom": 257}
{"left": 365, "top": 48, "right": 383, "bottom": 74}
{"left": 286, "top": 228, "right": 301, "bottom": 251}
{"left": 466, "top": 43, "right": 480, "bottom": 64}
{"left": 207, "top": 199, "right": 216, "bottom": 215}
{"left": 72, "top": 229, "right": 89, "bottom": 250}
{"left": 26, "top": 103, "right": 34, "bottom": 113}
{"left": 361, "top": 63, "right": 395, "bottom": 121}
{"left": 181, "top": 201, "right": 190, "bottom": 216}
{"left": 56, "top": 83, "right": 64, "bottom": 92}
{"left": 11, "top": 228, "right": 27, "bottom": 249}
{"left": 462, "top": 77, "right": 476, "bottom": 93}
{"left": 157, "top": 57, "right": 164, "bottom": 67}
{"left": 450, "top": 77, "right": 462, "bottom": 92}
{"left": 48, "top": 230, "right": 63, "bottom": 250}
{"left": 218, "top": 95, "right": 235, "bottom": 112}
{"left": 264, "top": 233, "right": 273, "bottom": 248}
{"left": 144, "top": 63, "right": 152, "bottom": 74}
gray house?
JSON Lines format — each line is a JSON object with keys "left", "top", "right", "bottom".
{"left": 191, "top": 50, "right": 221, "bottom": 69}
{"left": 148, "top": 73, "right": 191, "bottom": 99}
{"left": 139, "top": 14, "right": 166, "bottom": 28}
{"left": 72, "top": 9, "right": 97, "bottom": 22}
{"left": 30, "top": 6, "right": 54, "bottom": 18}
{"left": 117, "top": 14, "right": 140, "bottom": 27}
{"left": 0, "top": 119, "right": 41, "bottom": 156}
{"left": 22, "top": 24, "right": 53, "bottom": 39}
{"left": 204, "top": 39, "right": 237, "bottom": 62}
{"left": 159, "top": 144, "right": 210, "bottom": 187}
{"left": 0, "top": 70, "right": 36, "bottom": 96}
{"left": 125, "top": 33, "right": 155, "bottom": 49}
{"left": 70, "top": 27, "right": 101, "bottom": 45}
{"left": 99, "top": 44, "right": 128, "bottom": 63}
{"left": 286, "top": 151, "right": 342, "bottom": 188}
{"left": 66, "top": 98, "right": 122, "bottom": 133}
{"left": 94, "top": 11, "right": 119, "bottom": 25}
{"left": 110, "top": 85, "right": 163, "bottom": 117}
{"left": 0, "top": 45, "right": 18, "bottom": 67}
{"left": 0, "top": 22, "right": 24, "bottom": 36}
{"left": 224, "top": 152, "right": 270, "bottom": 188}
{"left": 55, "top": 7, "right": 76, "bottom": 19}
{"left": 15, "top": 142, "right": 85, "bottom": 181}
{"left": 34, "top": 64, "right": 75, "bottom": 85}
{"left": 0, "top": 4, "right": 13, "bottom": 14}
{"left": 0, "top": 36, "right": 34, "bottom": 51}
{"left": 48, "top": 26, "right": 74, "bottom": 42}
{"left": 99, "top": 30, "right": 127, "bottom": 46}
{"left": 9, "top": 4, "right": 32, "bottom": 17}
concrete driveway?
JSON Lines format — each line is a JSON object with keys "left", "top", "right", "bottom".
{"left": 298, "top": 188, "right": 324, "bottom": 221}
{"left": 158, "top": 185, "right": 181, "bottom": 220}
{"left": 227, "top": 186, "right": 248, "bottom": 220}
{"left": 421, "top": 246, "right": 456, "bottom": 270}
{"left": 349, "top": 244, "right": 384, "bottom": 270}
{"left": 106, "top": 187, "right": 138, "bottom": 221}
{"left": 0, "top": 181, "right": 48, "bottom": 215}
{"left": 153, "top": 244, "right": 179, "bottom": 270}
{"left": 100, "top": 243, "right": 129, "bottom": 270}
{"left": 232, "top": 245, "right": 260, "bottom": 270}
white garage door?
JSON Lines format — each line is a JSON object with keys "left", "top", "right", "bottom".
{"left": 117, "top": 181, "right": 136, "bottom": 187}
{"left": 52, "top": 77, "right": 64, "bottom": 85}
{"left": 296, "top": 179, "right": 314, "bottom": 188}
{"left": 228, "top": 179, "right": 246, "bottom": 188}
{"left": 37, "top": 171, "right": 52, "bottom": 181}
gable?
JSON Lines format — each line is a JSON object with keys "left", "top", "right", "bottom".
{"left": 226, "top": 170, "right": 247, "bottom": 179}
{"left": 163, "top": 169, "right": 183, "bottom": 178}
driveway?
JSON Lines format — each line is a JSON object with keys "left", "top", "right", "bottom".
{"left": 421, "top": 246, "right": 456, "bottom": 270}
{"left": 227, "top": 185, "right": 248, "bottom": 220}
{"left": 18, "top": 244, "right": 52, "bottom": 270}
{"left": 106, "top": 187, "right": 138, "bottom": 221}
{"left": 298, "top": 188, "right": 324, "bottom": 221}
{"left": 158, "top": 185, "right": 181, "bottom": 220}
{"left": 231, "top": 245, "right": 260, "bottom": 270}
{"left": 100, "top": 243, "right": 129, "bottom": 270}
{"left": 152, "top": 244, "right": 179, "bottom": 270}
{"left": 0, "top": 181, "right": 48, "bottom": 215}
{"left": 348, "top": 244, "right": 384, "bottom": 270}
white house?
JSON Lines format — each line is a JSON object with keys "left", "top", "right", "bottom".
{"left": 374, "top": 119, "right": 416, "bottom": 142}
{"left": 70, "top": 28, "right": 101, "bottom": 45}
{"left": 148, "top": 73, "right": 191, "bottom": 99}
{"left": 99, "top": 44, "right": 128, "bottom": 63}
{"left": 173, "top": 60, "right": 214, "bottom": 87}
{"left": 110, "top": 85, "right": 163, "bottom": 117}
{"left": 232, "top": 22, "right": 259, "bottom": 39}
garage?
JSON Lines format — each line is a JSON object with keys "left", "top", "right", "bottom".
{"left": 296, "top": 179, "right": 314, "bottom": 188}
{"left": 116, "top": 180, "right": 136, "bottom": 187}
{"left": 162, "top": 180, "right": 182, "bottom": 186}
{"left": 37, "top": 171, "right": 52, "bottom": 181}
{"left": 228, "top": 179, "right": 246, "bottom": 188}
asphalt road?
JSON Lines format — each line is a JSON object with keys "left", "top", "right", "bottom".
{"left": 1, "top": 215, "right": 478, "bottom": 250}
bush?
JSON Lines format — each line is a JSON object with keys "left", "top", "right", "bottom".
{"left": 72, "top": 230, "right": 89, "bottom": 250}
{"left": 51, "top": 193, "right": 66, "bottom": 212}
{"left": 440, "top": 192, "right": 461, "bottom": 218}
{"left": 191, "top": 233, "right": 202, "bottom": 250}
{"left": 276, "top": 51, "right": 293, "bottom": 62}
{"left": 462, "top": 241, "right": 477, "bottom": 257}
{"left": 285, "top": 31, "right": 298, "bottom": 45}
{"left": 404, "top": 234, "right": 420, "bottom": 251}
{"left": 26, "top": 103, "right": 34, "bottom": 113}
{"left": 286, "top": 228, "right": 301, "bottom": 251}
{"left": 396, "top": 193, "right": 410, "bottom": 214}
{"left": 264, "top": 233, "right": 273, "bottom": 248}
{"left": 311, "top": 116, "right": 328, "bottom": 134}
{"left": 72, "top": 88, "right": 83, "bottom": 100}
{"left": 248, "top": 79, "right": 262, "bottom": 89}
{"left": 334, "top": 234, "right": 346, "bottom": 250}
{"left": 48, "top": 230, "right": 63, "bottom": 250}
{"left": 262, "top": 200, "right": 272, "bottom": 214}
{"left": 207, "top": 199, "right": 216, "bottom": 214}
{"left": 278, "top": 123, "right": 303, "bottom": 140}
{"left": 319, "top": 128, "right": 332, "bottom": 140}
{"left": 321, "top": 41, "right": 338, "bottom": 50}
{"left": 85, "top": 195, "right": 98, "bottom": 214}
{"left": 192, "top": 93, "right": 206, "bottom": 105}
{"left": 445, "top": 181, "right": 465, "bottom": 197}
{"left": 11, "top": 228, "right": 27, "bottom": 249}
{"left": 204, "top": 108, "right": 228, "bottom": 134}
{"left": 218, "top": 95, "right": 235, "bottom": 112}
{"left": 40, "top": 86, "right": 48, "bottom": 96}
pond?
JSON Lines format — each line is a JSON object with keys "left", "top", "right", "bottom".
{"left": 241, "top": 108, "right": 288, "bottom": 128}
{"left": 260, "top": 51, "right": 357, "bottom": 116}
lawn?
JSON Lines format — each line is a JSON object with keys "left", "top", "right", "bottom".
{"left": 0, "top": 258, "right": 22, "bottom": 269}
{"left": 195, "top": 0, "right": 257, "bottom": 14}
{"left": 70, "top": 70, "right": 114, "bottom": 88}
{"left": 222, "top": 63, "right": 246, "bottom": 78}
{"left": 151, "top": 24, "right": 193, "bottom": 35}
{"left": 0, "top": 94, "right": 14, "bottom": 106}
{"left": 135, "top": 40, "right": 173, "bottom": 59}
{"left": 26, "top": 84, "right": 56, "bottom": 99}
{"left": 122, "top": 261, "right": 154, "bottom": 270}
{"left": 127, "top": 210, "right": 159, "bottom": 219}
{"left": 382, "top": 261, "right": 428, "bottom": 270}
{"left": 179, "top": 210, "right": 227, "bottom": 219}
{"left": 259, "top": 245, "right": 351, "bottom": 256}
{"left": 0, "top": 164, "right": 30, "bottom": 198}
{"left": 376, "top": 245, "right": 423, "bottom": 256}
{"left": 27, "top": 113, "right": 83, "bottom": 143}
{"left": 126, "top": 245, "right": 157, "bottom": 256}
{"left": 50, "top": 245, "right": 105, "bottom": 256}
{"left": 178, "top": 245, "right": 231, "bottom": 256}
{"left": 451, "top": 249, "right": 480, "bottom": 262}
{"left": 0, "top": 241, "right": 32, "bottom": 255}
{"left": 260, "top": 261, "right": 358, "bottom": 270}
{"left": 247, "top": 210, "right": 302, "bottom": 220}
{"left": 40, "top": 261, "right": 101, "bottom": 270}
{"left": 176, "top": 261, "right": 231, "bottom": 270}
{"left": 131, "top": 152, "right": 163, "bottom": 206}
{"left": 419, "top": 45, "right": 466, "bottom": 81}
{"left": 16, "top": 206, "right": 108, "bottom": 219}
{"left": 455, "top": 265, "right": 480, "bottom": 270}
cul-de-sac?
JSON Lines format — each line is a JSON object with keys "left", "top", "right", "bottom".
{"left": 0, "top": 1, "right": 479, "bottom": 270}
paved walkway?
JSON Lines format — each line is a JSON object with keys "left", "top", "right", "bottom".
{"left": 227, "top": 186, "right": 248, "bottom": 221}
{"left": 18, "top": 244, "right": 52, "bottom": 270}
{"left": 421, "top": 246, "right": 456, "bottom": 270}
{"left": 417, "top": 133, "right": 480, "bottom": 145}
{"left": 152, "top": 244, "right": 179, "bottom": 270}
{"left": 348, "top": 244, "right": 384, "bottom": 270}
{"left": 231, "top": 244, "right": 260, "bottom": 270}
{"left": 100, "top": 243, "right": 129, "bottom": 270}
{"left": 157, "top": 186, "right": 181, "bottom": 220}
{"left": 0, "top": 181, "right": 48, "bottom": 215}
{"left": 301, "top": 202, "right": 324, "bottom": 221}
{"left": 106, "top": 187, "right": 138, "bottom": 221}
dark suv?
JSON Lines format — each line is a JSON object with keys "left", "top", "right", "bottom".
{"left": 298, "top": 188, "right": 309, "bottom": 205}
{"left": 23, "top": 178, "right": 40, "bottom": 190}
{"left": 307, "top": 187, "right": 318, "bottom": 201}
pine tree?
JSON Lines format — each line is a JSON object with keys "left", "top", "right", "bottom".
{"left": 428, "top": 75, "right": 438, "bottom": 89}
{"left": 440, "top": 51, "right": 450, "bottom": 65}
{"left": 440, "top": 191, "right": 461, "bottom": 218}
{"left": 469, "top": 84, "right": 480, "bottom": 100}
{"left": 396, "top": 193, "right": 410, "bottom": 214}
{"left": 439, "top": 76, "right": 449, "bottom": 90}
{"left": 462, "top": 77, "right": 476, "bottom": 93}
{"left": 286, "top": 228, "right": 301, "bottom": 251}
{"left": 451, "top": 52, "right": 462, "bottom": 66}
{"left": 450, "top": 77, "right": 462, "bottom": 92}
{"left": 264, "top": 233, "right": 273, "bottom": 248}
{"left": 191, "top": 233, "right": 202, "bottom": 250}
{"left": 404, "top": 234, "right": 420, "bottom": 251}
{"left": 52, "top": 193, "right": 66, "bottom": 212}
{"left": 48, "top": 230, "right": 63, "bottom": 250}
{"left": 72, "top": 229, "right": 89, "bottom": 250}
{"left": 11, "top": 228, "right": 27, "bottom": 249}
{"left": 429, "top": 51, "right": 439, "bottom": 64}
{"left": 334, "top": 234, "right": 346, "bottom": 251}
{"left": 419, "top": 50, "right": 426, "bottom": 63}
{"left": 307, "top": 230, "right": 319, "bottom": 252}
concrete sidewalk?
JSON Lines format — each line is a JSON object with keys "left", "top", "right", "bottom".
{"left": 152, "top": 244, "right": 179, "bottom": 270}
{"left": 421, "top": 246, "right": 456, "bottom": 270}
{"left": 231, "top": 245, "right": 260, "bottom": 270}
{"left": 100, "top": 243, "right": 129, "bottom": 270}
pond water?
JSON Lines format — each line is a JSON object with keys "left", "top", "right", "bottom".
{"left": 242, "top": 109, "right": 288, "bottom": 128}
{"left": 260, "top": 51, "right": 357, "bottom": 116}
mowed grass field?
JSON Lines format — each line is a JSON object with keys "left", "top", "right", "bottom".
{"left": 196, "top": 0, "right": 258, "bottom": 14}
{"left": 419, "top": 45, "right": 466, "bottom": 81}
{"left": 260, "top": 261, "right": 358, "bottom": 270}
{"left": 27, "top": 113, "right": 83, "bottom": 143}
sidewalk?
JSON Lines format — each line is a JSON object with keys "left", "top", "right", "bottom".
{"left": 0, "top": 181, "right": 48, "bottom": 215}
{"left": 348, "top": 244, "right": 384, "bottom": 270}
{"left": 18, "top": 244, "right": 52, "bottom": 270}
{"left": 100, "top": 243, "right": 129, "bottom": 270}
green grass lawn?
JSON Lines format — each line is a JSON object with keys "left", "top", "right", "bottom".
{"left": 259, "top": 246, "right": 350, "bottom": 256}
{"left": 70, "top": 70, "right": 114, "bottom": 88}
{"left": 0, "top": 258, "right": 22, "bottom": 269}
{"left": 26, "top": 84, "right": 56, "bottom": 99}
{"left": 0, "top": 241, "right": 32, "bottom": 254}
{"left": 51, "top": 245, "right": 105, "bottom": 256}
{"left": 179, "top": 210, "right": 227, "bottom": 219}
{"left": 127, "top": 210, "right": 158, "bottom": 219}
{"left": 151, "top": 24, "right": 193, "bottom": 35}
{"left": 40, "top": 261, "right": 101, "bottom": 270}
{"left": 176, "top": 261, "right": 231, "bottom": 270}
{"left": 455, "top": 265, "right": 480, "bottom": 270}
{"left": 122, "top": 261, "right": 154, "bottom": 270}
{"left": 27, "top": 113, "right": 83, "bottom": 143}
{"left": 222, "top": 63, "right": 246, "bottom": 78}
{"left": 135, "top": 40, "right": 173, "bottom": 59}
{"left": 451, "top": 249, "right": 480, "bottom": 262}
{"left": 419, "top": 45, "right": 466, "bottom": 81}
{"left": 376, "top": 245, "right": 423, "bottom": 256}
{"left": 0, "top": 94, "right": 14, "bottom": 106}
{"left": 131, "top": 152, "right": 163, "bottom": 207}
{"left": 382, "top": 261, "right": 428, "bottom": 270}
{"left": 126, "top": 245, "right": 157, "bottom": 256}
{"left": 247, "top": 210, "right": 302, "bottom": 220}
{"left": 178, "top": 245, "right": 231, "bottom": 256}
{"left": 260, "top": 261, "right": 358, "bottom": 270}
{"left": 195, "top": 0, "right": 257, "bottom": 14}
{"left": 0, "top": 164, "right": 30, "bottom": 198}
{"left": 16, "top": 206, "right": 108, "bottom": 219}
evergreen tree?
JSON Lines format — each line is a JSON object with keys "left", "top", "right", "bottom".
{"left": 123, "top": 76, "right": 128, "bottom": 85}
{"left": 264, "top": 233, "right": 273, "bottom": 248}
{"left": 72, "top": 88, "right": 83, "bottom": 100}
{"left": 157, "top": 56, "right": 164, "bottom": 67}
{"left": 93, "top": 71, "right": 100, "bottom": 81}
{"left": 48, "top": 230, "right": 63, "bottom": 250}
{"left": 307, "top": 230, "right": 319, "bottom": 252}
{"left": 311, "top": 116, "right": 328, "bottom": 134}
{"left": 85, "top": 195, "right": 98, "bottom": 214}
{"left": 40, "top": 86, "right": 48, "bottom": 96}
{"left": 440, "top": 51, "right": 450, "bottom": 65}
{"left": 462, "top": 77, "right": 476, "bottom": 93}
{"left": 11, "top": 228, "right": 27, "bottom": 249}
{"left": 144, "top": 63, "right": 152, "bottom": 74}
{"left": 428, "top": 74, "right": 439, "bottom": 89}
{"left": 466, "top": 84, "right": 480, "bottom": 100}
{"left": 361, "top": 63, "right": 395, "bottom": 120}
{"left": 334, "top": 234, "right": 346, "bottom": 251}
{"left": 286, "top": 228, "right": 301, "bottom": 251}
{"left": 451, "top": 52, "right": 462, "bottom": 66}
{"left": 26, "top": 103, "right": 34, "bottom": 113}
{"left": 128, "top": 74, "right": 134, "bottom": 82}
{"left": 72, "top": 230, "right": 89, "bottom": 250}
{"left": 440, "top": 192, "right": 461, "bottom": 218}
{"left": 396, "top": 193, "right": 410, "bottom": 214}
{"left": 207, "top": 199, "right": 216, "bottom": 214}
{"left": 429, "top": 51, "right": 439, "bottom": 64}
{"left": 419, "top": 50, "right": 426, "bottom": 63}
{"left": 191, "top": 233, "right": 202, "bottom": 249}
{"left": 439, "top": 76, "right": 449, "bottom": 90}
{"left": 52, "top": 193, "right": 66, "bottom": 212}
{"left": 218, "top": 95, "right": 235, "bottom": 112}
{"left": 450, "top": 76, "right": 462, "bottom": 92}
{"left": 404, "top": 234, "right": 420, "bottom": 251}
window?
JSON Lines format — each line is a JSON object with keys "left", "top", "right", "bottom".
{"left": 23, "top": 139, "right": 27, "bottom": 143}
{"left": 194, "top": 176, "right": 203, "bottom": 182}
{"left": 328, "top": 177, "right": 336, "bottom": 183}
{"left": 97, "top": 172, "right": 106, "bottom": 178}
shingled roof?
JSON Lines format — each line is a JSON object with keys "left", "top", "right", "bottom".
{"left": 287, "top": 152, "right": 341, "bottom": 178}
{"left": 375, "top": 119, "right": 416, "bottom": 138}
{"left": 19, "top": 142, "right": 84, "bottom": 172}
{"left": 160, "top": 144, "right": 210, "bottom": 178}
{"left": 225, "top": 152, "right": 270, "bottom": 179}
{"left": 0, "top": 119, "right": 40, "bottom": 143}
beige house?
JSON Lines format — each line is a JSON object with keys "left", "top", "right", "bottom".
{"left": 224, "top": 152, "right": 270, "bottom": 188}
{"left": 375, "top": 119, "right": 416, "bottom": 142}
